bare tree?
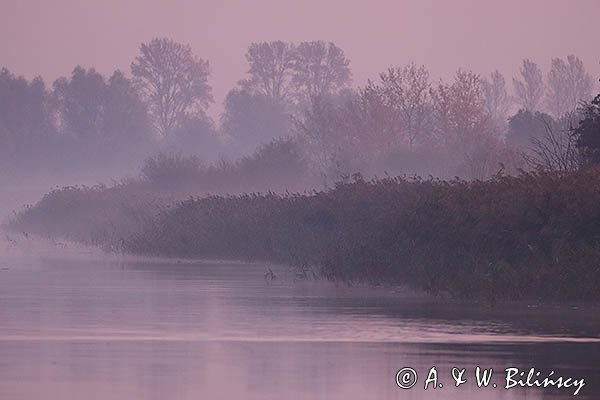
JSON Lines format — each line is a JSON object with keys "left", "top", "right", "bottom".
{"left": 432, "top": 70, "right": 487, "bottom": 144}
{"left": 432, "top": 70, "right": 507, "bottom": 178}
{"left": 546, "top": 55, "right": 593, "bottom": 118}
{"left": 240, "top": 41, "right": 296, "bottom": 106}
{"left": 513, "top": 59, "right": 544, "bottom": 112}
{"left": 292, "top": 92, "right": 362, "bottom": 184}
{"left": 378, "top": 63, "right": 433, "bottom": 148}
{"left": 292, "top": 41, "right": 352, "bottom": 102}
{"left": 523, "top": 112, "right": 580, "bottom": 172}
{"left": 131, "top": 38, "right": 212, "bottom": 137}
{"left": 481, "top": 70, "right": 511, "bottom": 125}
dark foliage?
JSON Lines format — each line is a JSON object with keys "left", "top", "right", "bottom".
{"left": 140, "top": 137, "right": 311, "bottom": 193}
{"left": 120, "top": 169, "right": 600, "bottom": 302}
{"left": 575, "top": 94, "right": 600, "bottom": 166}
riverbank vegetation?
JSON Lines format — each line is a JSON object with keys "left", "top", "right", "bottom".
{"left": 119, "top": 169, "right": 600, "bottom": 302}
{"left": 9, "top": 167, "right": 600, "bottom": 302}
{"left": 3, "top": 37, "right": 600, "bottom": 303}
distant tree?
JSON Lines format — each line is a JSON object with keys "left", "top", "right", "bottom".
{"left": 102, "top": 71, "right": 151, "bottom": 146}
{"left": 431, "top": 70, "right": 505, "bottom": 178}
{"left": 432, "top": 70, "right": 487, "bottom": 144}
{"left": 293, "top": 92, "right": 360, "bottom": 183}
{"left": 53, "top": 66, "right": 106, "bottom": 139}
{"left": 378, "top": 64, "right": 433, "bottom": 148}
{"left": 53, "top": 67, "right": 149, "bottom": 142}
{"left": 522, "top": 112, "right": 579, "bottom": 172}
{"left": 237, "top": 137, "right": 310, "bottom": 192}
{"left": 240, "top": 41, "right": 296, "bottom": 107}
{"left": 481, "top": 70, "right": 511, "bottom": 125}
{"left": 53, "top": 66, "right": 152, "bottom": 164}
{"left": 162, "top": 114, "right": 218, "bottom": 159}
{"left": 221, "top": 88, "right": 291, "bottom": 153}
{"left": 546, "top": 55, "right": 593, "bottom": 118}
{"left": 353, "top": 80, "right": 401, "bottom": 154}
{"left": 352, "top": 64, "right": 434, "bottom": 151}
{"left": 292, "top": 41, "right": 352, "bottom": 103}
{"left": 506, "top": 109, "right": 552, "bottom": 149}
{"left": 0, "top": 68, "right": 54, "bottom": 165}
{"left": 0, "top": 68, "right": 52, "bottom": 140}
{"left": 141, "top": 152, "right": 204, "bottom": 191}
{"left": 131, "top": 38, "right": 212, "bottom": 137}
{"left": 574, "top": 92, "right": 600, "bottom": 166}
{"left": 513, "top": 59, "right": 544, "bottom": 112}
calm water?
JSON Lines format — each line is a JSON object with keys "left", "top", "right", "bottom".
{"left": 0, "top": 246, "right": 599, "bottom": 399}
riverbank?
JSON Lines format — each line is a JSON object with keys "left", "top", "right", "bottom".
{"left": 7, "top": 168, "right": 600, "bottom": 303}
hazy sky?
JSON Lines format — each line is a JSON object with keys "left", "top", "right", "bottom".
{"left": 1, "top": 0, "right": 599, "bottom": 117}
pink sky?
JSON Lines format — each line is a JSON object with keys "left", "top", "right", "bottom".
{"left": 1, "top": 0, "right": 598, "bottom": 117}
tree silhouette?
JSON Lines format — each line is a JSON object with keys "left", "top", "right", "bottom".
{"left": 131, "top": 38, "right": 212, "bottom": 137}
{"left": 546, "top": 55, "right": 593, "bottom": 118}
{"left": 292, "top": 41, "right": 352, "bottom": 103}
{"left": 513, "top": 59, "right": 544, "bottom": 112}
{"left": 241, "top": 41, "right": 296, "bottom": 107}
{"left": 575, "top": 91, "right": 600, "bottom": 166}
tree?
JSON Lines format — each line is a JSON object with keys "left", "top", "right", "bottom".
{"left": 481, "top": 70, "right": 511, "bottom": 125}
{"left": 432, "top": 70, "right": 488, "bottom": 144}
{"left": 0, "top": 68, "right": 54, "bottom": 166}
{"left": 0, "top": 68, "right": 52, "bottom": 141}
{"left": 352, "top": 64, "right": 434, "bottom": 151}
{"left": 53, "top": 67, "right": 150, "bottom": 143}
{"left": 52, "top": 66, "right": 153, "bottom": 170}
{"left": 506, "top": 109, "right": 552, "bottom": 149}
{"left": 221, "top": 88, "right": 291, "bottom": 153}
{"left": 522, "top": 112, "right": 579, "bottom": 172}
{"left": 574, "top": 92, "right": 600, "bottom": 166}
{"left": 131, "top": 38, "right": 212, "bottom": 137}
{"left": 161, "top": 114, "right": 218, "bottom": 160}
{"left": 506, "top": 108, "right": 579, "bottom": 171}
{"left": 53, "top": 66, "right": 106, "bottom": 139}
{"left": 513, "top": 59, "right": 544, "bottom": 112}
{"left": 379, "top": 64, "right": 433, "bottom": 148}
{"left": 293, "top": 91, "right": 361, "bottom": 183}
{"left": 240, "top": 41, "right": 296, "bottom": 107}
{"left": 546, "top": 55, "right": 593, "bottom": 118}
{"left": 102, "top": 71, "right": 151, "bottom": 146}
{"left": 292, "top": 41, "right": 352, "bottom": 103}
{"left": 431, "top": 70, "right": 506, "bottom": 178}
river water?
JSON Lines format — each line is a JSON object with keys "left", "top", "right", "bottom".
{"left": 0, "top": 245, "right": 598, "bottom": 399}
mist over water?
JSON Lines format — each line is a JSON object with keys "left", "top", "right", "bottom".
{"left": 0, "top": 249, "right": 598, "bottom": 400}
{"left": 1, "top": 1, "right": 600, "bottom": 399}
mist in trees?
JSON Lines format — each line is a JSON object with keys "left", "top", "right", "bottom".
{"left": 546, "top": 55, "right": 593, "bottom": 118}
{"left": 513, "top": 59, "right": 545, "bottom": 112}
{"left": 0, "top": 37, "right": 225, "bottom": 187}
{"left": 240, "top": 41, "right": 296, "bottom": 107}
{"left": 0, "top": 68, "right": 54, "bottom": 174}
{"left": 481, "top": 70, "right": 511, "bottom": 126}
{"left": 292, "top": 41, "right": 352, "bottom": 102}
{"left": 131, "top": 38, "right": 213, "bottom": 138}
{"left": 0, "top": 37, "right": 597, "bottom": 192}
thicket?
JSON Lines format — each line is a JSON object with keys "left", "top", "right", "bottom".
{"left": 119, "top": 169, "right": 600, "bottom": 302}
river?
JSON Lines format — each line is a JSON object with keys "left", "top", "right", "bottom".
{"left": 0, "top": 243, "right": 598, "bottom": 399}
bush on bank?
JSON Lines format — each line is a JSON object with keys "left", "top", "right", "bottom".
{"left": 124, "top": 169, "right": 600, "bottom": 302}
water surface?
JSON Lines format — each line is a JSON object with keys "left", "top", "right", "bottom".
{"left": 0, "top": 246, "right": 598, "bottom": 399}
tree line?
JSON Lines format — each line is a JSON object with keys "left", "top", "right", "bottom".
{"left": 0, "top": 37, "right": 597, "bottom": 184}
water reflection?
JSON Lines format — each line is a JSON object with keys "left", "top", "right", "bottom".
{"left": 0, "top": 253, "right": 598, "bottom": 399}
